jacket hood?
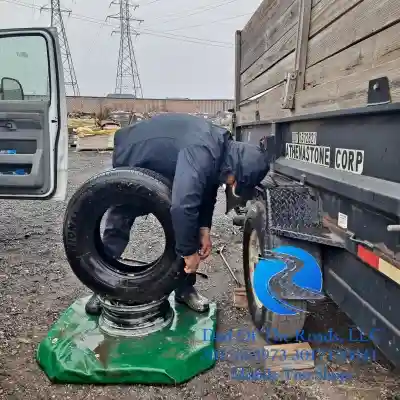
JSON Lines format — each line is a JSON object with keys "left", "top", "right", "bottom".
{"left": 219, "top": 141, "right": 269, "bottom": 188}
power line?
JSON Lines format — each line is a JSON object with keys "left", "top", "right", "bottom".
{"left": 161, "top": 12, "right": 253, "bottom": 32}
{"left": 141, "top": 30, "right": 232, "bottom": 47}
{"left": 4, "top": 0, "right": 233, "bottom": 46}
{"left": 144, "top": 29, "right": 232, "bottom": 45}
{"left": 143, "top": 0, "right": 244, "bottom": 26}
{"left": 86, "top": 17, "right": 107, "bottom": 52}
{"left": 66, "top": 12, "right": 233, "bottom": 46}
{"left": 67, "top": 8, "right": 234, "bottom": 45}
{"left": 70, "top": 10, "right": 233, "bottom": 45}
{"left": 107, "top": 0, "right": 143, "bottom": 97}
{"left": 2, "top": 0, "right": 233, "bottom": 48}
{"left": 140, "top": 0, "right": 162, "bottom": 6}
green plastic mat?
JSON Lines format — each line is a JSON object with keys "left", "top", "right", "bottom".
{"left": 37, "top": 295, "right": 217, "bottom": 384}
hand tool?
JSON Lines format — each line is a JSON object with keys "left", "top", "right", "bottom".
{"left": 217, "top": 244, "right": 247, "bottom": 308}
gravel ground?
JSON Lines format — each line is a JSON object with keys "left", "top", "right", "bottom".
{"left": 0, "top": 150, "right": 399, "bottom": 400}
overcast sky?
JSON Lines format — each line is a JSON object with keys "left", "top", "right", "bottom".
{"left": 0, "top": 0, "right": 261, "bottom": 98}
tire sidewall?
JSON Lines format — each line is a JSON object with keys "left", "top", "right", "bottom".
{"left": 243, "top": 200, "right": 267, "bottom": 331}
{"left": 63, "top": 168, "right": 182, "bottom": 303}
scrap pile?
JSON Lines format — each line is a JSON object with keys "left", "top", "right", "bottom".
{"left": 68, "top": 114, "right": 121, "bottom": 151}
{"left": 67, "top": 110, "right": 232, "bottom": 150}
{"left": 74, "top": 121, "right": 120, "bottom": 138}
{"left": 188, "top": 111, "right": 232, "bottom": 131}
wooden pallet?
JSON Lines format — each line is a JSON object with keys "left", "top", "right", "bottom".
{"left": 264, "top": 342, "right": 315, "bottom": 372}
{"left": 233, "top": 287, "right": 248, "bottom": 309}
{"left": 76, "top": 133, "right": 114, "bottom": 151}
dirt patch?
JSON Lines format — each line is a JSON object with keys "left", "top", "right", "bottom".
{"left": 0, "top": 151, "right": 398, "bottom": 399}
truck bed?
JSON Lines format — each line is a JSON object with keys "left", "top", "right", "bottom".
{"left": 236, "top": 0, "right": 400, "bottom": 124}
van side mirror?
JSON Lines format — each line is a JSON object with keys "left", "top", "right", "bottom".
{"left": 1, "top": 77, "right": 24, "bottom": 100}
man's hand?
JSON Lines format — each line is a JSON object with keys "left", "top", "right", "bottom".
{"left": 184, "top": 252, "right": 201, "bottom": 274}
{"left": 199, "top": 227, "right": 212, "bottom": 260}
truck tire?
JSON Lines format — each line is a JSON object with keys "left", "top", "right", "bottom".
{"left": 243, "top": 200, "right": 321, "bottom": 341}
{"left": 63, "top": 168, "right": 182, "bottom": 304}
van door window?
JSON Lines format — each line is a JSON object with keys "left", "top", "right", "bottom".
{"left": 0, "top": 35, "right": 50, "bottom": 101}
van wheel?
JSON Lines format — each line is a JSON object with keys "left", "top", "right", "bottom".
{"left": 243, "top": 201, "right": 320, "bottom": 341}
{"left": 63, "top": 168, "right": 183, "bottom": 304}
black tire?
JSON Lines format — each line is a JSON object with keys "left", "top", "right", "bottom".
{"left": 105, "top": 167, "right": 172, "bottom": 274}
{"left": 115, "top": 167, "right": 172, "bottom": 189}
{"left": 243, "top": 200, "right": 319, "bottom": 341}
{"left": 63, "top": 168, "right": 182, "bottom": 303}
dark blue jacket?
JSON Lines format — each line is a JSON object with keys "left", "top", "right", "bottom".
{"left": 113, "top": 113, "right": 268, "bottom": 257}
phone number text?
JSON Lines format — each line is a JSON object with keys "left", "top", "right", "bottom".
{"left": 201, "top": 347, "right": 377, "bottom": 363}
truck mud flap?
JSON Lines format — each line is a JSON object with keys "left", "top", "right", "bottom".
{"left": 261, "top": 176, "right": 345, "bottom": 248}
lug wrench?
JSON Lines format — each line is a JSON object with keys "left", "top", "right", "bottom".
{"left": 217, "top": 244, "right": 242, "bottom": 286}
{"left": 217, "top": 244, "right": 247, "bottom": 308}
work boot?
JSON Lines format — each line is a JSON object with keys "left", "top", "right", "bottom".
{"left": 175, "top": 286, "right": 210, "bottom": 313}
{"left": 85, "top": 293, "right": 102, "bottom": 316}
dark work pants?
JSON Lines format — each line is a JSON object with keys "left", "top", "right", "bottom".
{"left": 102, "top": 205, "right": 196, "bottom": 294}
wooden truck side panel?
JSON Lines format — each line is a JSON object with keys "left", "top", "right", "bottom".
{"left": 236, "top": 0, "right": 400, "bottom": 125}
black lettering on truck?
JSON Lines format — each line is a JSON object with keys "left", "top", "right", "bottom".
{"left": 285, "top": 143, "right": 330, "bottom": 166}
{"left": 334, "top": 148, "right": 364, "bottom": 174}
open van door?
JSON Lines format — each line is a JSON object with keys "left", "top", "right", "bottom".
{"left": 0, "top": 27, "right": 67, "bottom": 200}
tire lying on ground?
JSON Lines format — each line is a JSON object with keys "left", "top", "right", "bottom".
{"left": 243, "top": 200, "right": 321, "bottom": 341}
{"left": 63, "top": 167, "right": 182, "bottom": 304}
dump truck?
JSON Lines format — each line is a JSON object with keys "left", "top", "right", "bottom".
{"left": 233, "top": 0, "right": 400, "bottom": 367}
